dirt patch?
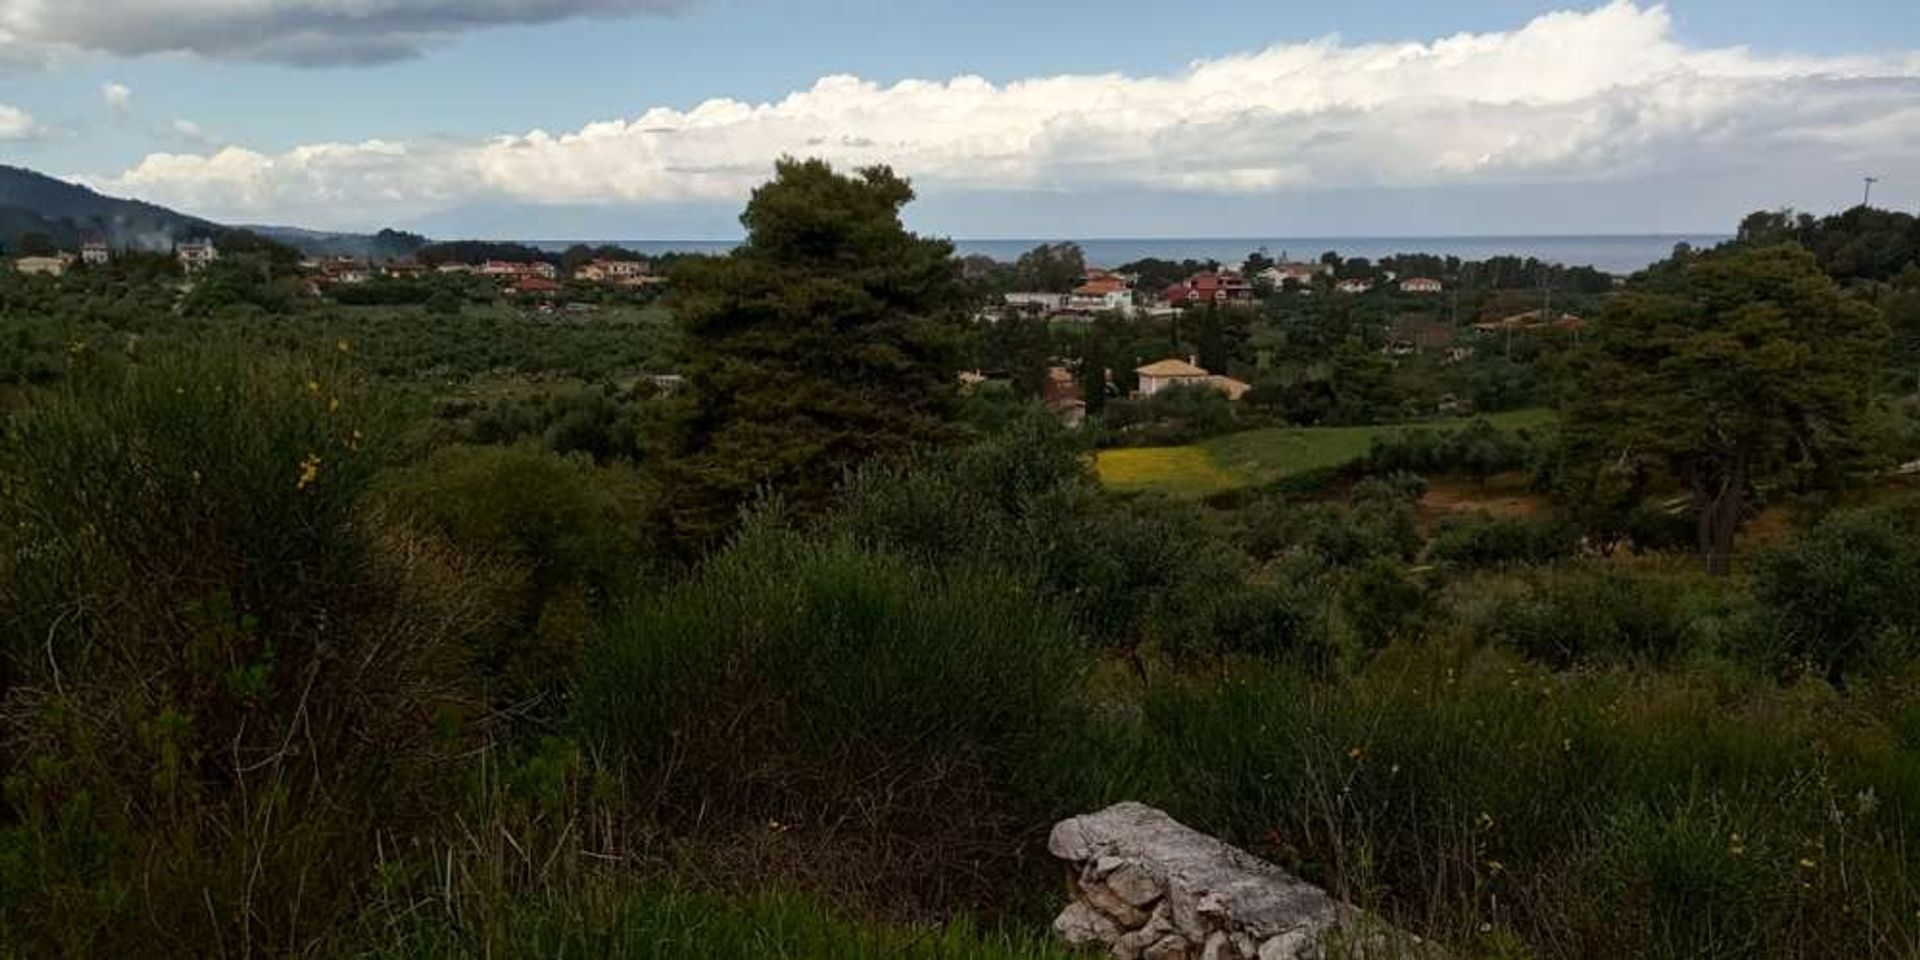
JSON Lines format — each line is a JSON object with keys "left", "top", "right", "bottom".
{"left": 1418, "top": 473, "right": 1549, "bottom": 530}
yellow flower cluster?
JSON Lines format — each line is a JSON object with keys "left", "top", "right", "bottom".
{"left": 296, "top": 453, "right": 322, "bottom": 491}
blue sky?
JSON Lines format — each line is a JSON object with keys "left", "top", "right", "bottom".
{"left": 2, "top": 0, "right": 1917, "bottom": 238}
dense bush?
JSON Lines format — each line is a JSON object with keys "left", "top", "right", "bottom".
{"left": 1426, "top": 511, "right": 1578, "bottom": 570}
{"left": 1454, "top": 565, "right": 1754, "bottom": 668}
{"left": 1751, "top": 500, "right": 1920, "bottom": 683}
{"left": 1361, "top": 418, "right": 1539, "bottom": 484}
{"left": 0, "top": 346, "right": 488, "bottom": 956}
{"left": 1101, "top": 383, "right": 1237, "bottom": 446}
{"left": 379, "top": 443, "right": 652, "bottom": 708}
{"left": 576, "top": 522, "right": 1086, "bottom": 910}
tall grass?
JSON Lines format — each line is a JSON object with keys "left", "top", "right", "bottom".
{"left": 1101, "top": 643, "right": 1920, "bottom": 958}
{"left": 355, "top": 886, "right": 1075, "bottom": 959}
{"left": 0, "top": 345, "right": 492, "bottom": 957}
{"left": 576, "top": 520, "right": 1087, "bottom": 914}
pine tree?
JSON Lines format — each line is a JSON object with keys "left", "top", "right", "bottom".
{"left": 657, "top": 159, "right": 964, "bottom": 550}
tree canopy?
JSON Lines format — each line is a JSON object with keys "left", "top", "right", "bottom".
{"left": 657, "top": 158, "right": 964, "bottom": 550}
{"left": 1560, "top": 244, "right": 1886, "bottom": 574}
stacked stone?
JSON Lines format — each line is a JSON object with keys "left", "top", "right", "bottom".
{"left": 1048, "top": 802, "right": 1430, "bottom": 960}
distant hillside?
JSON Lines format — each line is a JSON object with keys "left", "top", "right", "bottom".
{"left": 0, "top": 164, "right": 219, "bottom": 251}
{"left": 0, "top": 164, "right": 426, "bottom": 259}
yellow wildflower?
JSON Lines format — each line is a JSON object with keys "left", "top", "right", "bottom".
{"left": 296, "top": 454, "right": 322, "bottom": 491}
{"left": 306, "top": 379, "right": 321, "bottom": 395}
{"left": 328, "top": 396, "right": 341, "bottom": 412}
{"left": 1798, "top": 858, "right": 1817, "bottom": 870}
{"left": 336, "top": 338, "right": 352, "bottom": 353}
{"left": 1348, "top": 746, "right": 1366, "bottom": 761}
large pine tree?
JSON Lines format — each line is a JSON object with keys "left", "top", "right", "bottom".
{"left": 657, "top": 159, "right": 964, "bottom": 550}
{"left": 1561, "top": 244, "right": 1885, "bottom": 574}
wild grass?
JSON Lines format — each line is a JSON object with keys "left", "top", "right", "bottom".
{"left": 355, "top": 886, "right": 1075, "bottom": 959}
{"left": 1098, "top": 642, "right": 1920, "bottom": 959}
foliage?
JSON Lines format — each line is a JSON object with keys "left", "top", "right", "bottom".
{"left": 1104, "top": 644, "right": 1920, "bottom": 958}
{"left": 1103, "top": 382, "right": 1238, "bottom": 446}
{"left": 656, "top": 159, "right": 964, "bottom": 551}
{"left": 1561, "top": 244, "right": 1887, "bottom": 574}
{"left": 577, "top": 522, "right": 1085, "bottom": 909}
{"left": 1426, "top": 512, "right": 1578, "bottom": 571}
{"left": 0, "top": 345, "right": 486, "bottom": 956}
{"left": 379, "top": 444, "right": 652, "bottom": 708}
{"left": 1751, "top": 500, "right": 1920, "bottom": 684}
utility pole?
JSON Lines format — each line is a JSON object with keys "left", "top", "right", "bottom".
{"left": 1864, "top": 176, "right": 1879, "bottom": 208}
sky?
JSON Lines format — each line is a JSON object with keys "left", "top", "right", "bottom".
{"left": 1, "top": 0, "right": 1917, "bottom": 239}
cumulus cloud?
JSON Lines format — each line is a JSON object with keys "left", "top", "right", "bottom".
{"left": 79, "top": 2, "right": 1920, "bottom": 230}
{"left": 0, "top": 101, "right": 32, "bottom": 138}
{"left": 0, "top": 0, "right": 689, "bottom": 66}
{"left": 101, "top": 81, "right": 132, "bottom": 112}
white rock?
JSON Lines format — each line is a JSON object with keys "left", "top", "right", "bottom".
{"left": 1055, "top": 900, "right": 1121, "bottom": 947}
{"left": 1201, "top": 930, "right": 1245, "bottom": 960}
{"left": 1107, "top": 861, "right": 1165, "bottom": 907}
{"left": 1084, "top": 879, "right": 1151, "bottom": 928}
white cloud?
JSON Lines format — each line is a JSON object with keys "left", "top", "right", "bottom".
{"left": 0, "top": 101, "right": 33, "bottom": 138}
{"left": 78, "top": 2, "right": 1920, "bottom": 230}
{"left": 0, "top": 0, "right": 689, "bottom": 66}
{"left": 101, "top": 81, "right": 132, "bottom": 112}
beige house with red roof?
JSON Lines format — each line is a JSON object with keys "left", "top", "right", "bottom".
{"left": 1135, "top": 357, "right": 1250, "bottom": 401}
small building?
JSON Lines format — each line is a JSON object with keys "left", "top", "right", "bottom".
{"left": 1398, "top": 277, "right": 1443, "bottom": 294}
{"left": 1256, "top": 262, "right": 1330, "bottom": 288}
{"left": 1067, "top": 273, "right": 1135, "bottom": 316}
{"left": 1164, "top": 271, "right": 1254, "bottom": 306}
{"left": 513, "top": 276, "right": 561, "bottom": 297}
{"left": 12, "top": 255, "right": 69, "bottom": 277}
{"left": 576, "top": 258, "right": 650, "bottom": 283}
{"left": 1335, "top": 278, "right": 1373, "bottom": 294}
{"left": 436, "top": 263, "right": 475, "bottom": 274}
{"left": 1474, "top": 309, "right": 1587, "bottom": 335}
{"left": 81, "top": 242, "right": 111, "bottom": 266}
{"left": 1136, "top": 357, "right": 1212, "bottom": 397}
{"left": 177, "top": 240, "right": 219, "bottom": 274}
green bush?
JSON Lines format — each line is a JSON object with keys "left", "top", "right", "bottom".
{"left": 1102, "top": 383, "right": 1236, "bottom": 447}
{"left": 1455, "top": 566, "right": 1756, "bottom": 669}
{"left": 0, "top": 345, "right": 486, "bottom": 956}
{"left": 1426, "top": 511, "right": 1577, "bottom": 570}
{"left": 575, "top": 523, "right": 1085, "bottom": 909}
{"left": 379, "top": 443, "right": 653, "bottom": 707}
{"left": 1751, "top": 501, "right": 1920, "bottom": 683}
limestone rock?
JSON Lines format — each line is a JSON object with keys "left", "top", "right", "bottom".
{"left": 1055, "top": 900, "right": 1121, "bottom": 947}
{"left": 1048, "top": 803, "right": 1430, "bottom": 959}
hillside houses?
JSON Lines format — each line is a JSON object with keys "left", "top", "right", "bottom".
{"left": 1398, "top": 277, "right": 1443, "bottom": 293}
{"left": 12, "top": 255, "right": 69, "bottom": 277}
{"left": 81, "top": 242, "right": 110, "bottom": 266}
{"left": 574, "top": 258, "right": 658, "bottom": 285}
{"left": 1135, "top": 357, "right": 1250, "bottom": 401}
{"left": 177, "top": 240, "right": 218, "bottom": 274}
{"left": 1164, "top": 271, "right": 1254, "bottom": 306}
{"left": 1254, "top": 261, "right": 1330, "bottom": 287}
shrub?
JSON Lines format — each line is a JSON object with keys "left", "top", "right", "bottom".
{"left": 1102, "top": 383, "right": 1236, "bottom": 446}
{"left": 1426, "top": 511, "right": 1577, "bottom": 570}
{"left": 1751, "top": 501, "right": 1920, "bottom": 683}
{"left": 379, "top": 443, "right": 652, "bottom": 708}
{"left": 0, "top": 346, "right": 487, "bottom": 956}
{"left": 1456, "top": 566, "right": 1754, "bottom": 669}
{"left": 575, "top": 523, "right": 1085, "bottom": 910}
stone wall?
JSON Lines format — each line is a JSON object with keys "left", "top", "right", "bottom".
{"left": 1048, "top": 802, "right": 1431, "bottom": 960}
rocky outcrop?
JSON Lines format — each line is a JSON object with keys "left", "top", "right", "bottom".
{"left": 1049, "top": 803, "right": 1431, "bottom": 960}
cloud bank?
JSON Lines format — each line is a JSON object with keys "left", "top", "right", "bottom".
{"left": 78, "top": 2, "right": 1920, "bottom": 231}
{"left": 0, "top": 0, "right": 688, "bottom": 66}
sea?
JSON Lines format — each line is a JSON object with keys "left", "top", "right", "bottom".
{"left": 530, "top": 234, "right": 1730, "bottom": 276}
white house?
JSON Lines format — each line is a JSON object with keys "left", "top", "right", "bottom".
{"left": 81, "top": 242, "right": 111, "bottom": 266}
{"left": 177, "top": 240, "right": 219, "bottom": 274}
{"left": 1135, "top": 357, "right": 1211, "bottom": 397}
{"left": 1398, "top": 277, "right": 1443, "bottom": 294}
{"left": 12, "top": 255, "right": 68, "bottom": 277}
{"left": 1335, "top": 278, "right": 1373, "bottom": 294}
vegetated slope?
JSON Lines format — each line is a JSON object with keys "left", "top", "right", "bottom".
{"left": 0, "top": 164, "right": 219, "bottom": 249}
